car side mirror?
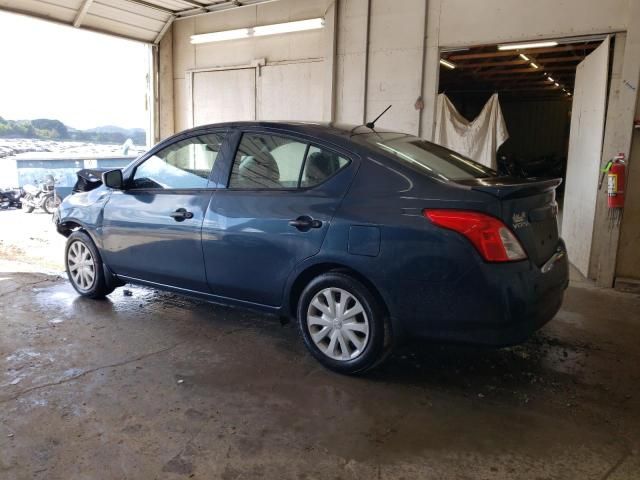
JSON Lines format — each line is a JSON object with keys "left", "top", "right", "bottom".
{"left": 102, "top": 169, "right": 124, "bottom": 190}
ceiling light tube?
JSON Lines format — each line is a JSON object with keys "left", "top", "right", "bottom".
{"left": 547, "top": 76, "right": 555, "bottom": 82}
{"left": 440, "top": 59, "right": 456, "bottom": 69}
{"left": 253, "top": 18, "right": 324, "bottom": 37}
{"left": 530, "top": 62, "right": 539, "bottom": 69}
{"left": 190, "top": 17, "right": 324, "bottom": 44}
{"left": 519, "top": 53, "right": 530, "bottom": 61}
{"left": 191, "top": 28, "right": 250, "bottom": 44}
{"left": 554, "top": 82, "right": 560, "bottom": 87}
{"left": 498, "top": 41, "right": 558, "bottom": 51}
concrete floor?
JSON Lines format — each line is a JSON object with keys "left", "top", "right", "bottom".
{"left": 1, "top": 212, "right": 640, "bottom": 479}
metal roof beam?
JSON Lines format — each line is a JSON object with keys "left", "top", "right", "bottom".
{"left": 154, "top": 14, "right": 175, "bottom": 44}
{"left": 73, "top": 0, "right": 94, "bottom": 28}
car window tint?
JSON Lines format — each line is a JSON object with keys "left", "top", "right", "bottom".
{"left": 301, "top": 146, "right": 349, "bottom": 188}
{"left": 229, "top": 133, "right": 307, "bottom": 189}
{"left": 132, "top": 133, "right": 224, "bottom": 189}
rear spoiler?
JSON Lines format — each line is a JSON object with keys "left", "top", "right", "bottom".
{"left": 455, "top": 177, "right": 562, "bottom": 199}
{"left": 72, "top": 168, "right": 109, "bottom": 193}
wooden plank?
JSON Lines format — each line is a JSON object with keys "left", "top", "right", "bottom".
{"left": 448, "top": 43, "right": 599, "bottom": 61}
{"left": 458, "top": 56, "right": 583, "bottom": 69}
{"left": 479, "top": 65, "right": 577, "bottom": 75}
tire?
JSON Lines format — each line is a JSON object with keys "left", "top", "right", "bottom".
{"left": 24, "top": 206, "right": 34, "bottom": 213}
{"left": 65, "top": 231, "right": 115, "bottom": 299}
{"left": 297, "top": 272, "right": 391, "bottom": 375}
{"left": 43, "top": 194, "right": 61, "bottom": 214}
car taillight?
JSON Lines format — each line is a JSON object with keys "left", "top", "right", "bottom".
{"left": 424, "top": 209, "right": 527, "bottom": 262}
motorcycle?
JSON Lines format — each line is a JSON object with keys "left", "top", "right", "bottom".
{"left": 22, "top": 175, "right": 62, "bottom": 214}
{"left": 0, "top": 187, "right": 23, "bottom": 209}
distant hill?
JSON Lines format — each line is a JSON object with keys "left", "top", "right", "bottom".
{"left": 85, "top": 125, "right": 146, "bottom": 136}
{"left": 0, "top": 116, "right": 146, "bottom": 145}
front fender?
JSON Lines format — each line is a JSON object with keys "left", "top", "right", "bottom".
{"left": 55, "top": 186, "right": 111, "bottom": 248}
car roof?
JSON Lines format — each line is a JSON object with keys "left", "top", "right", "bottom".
{"left": 180, "top": 120, "right": 401, "bottom": 143}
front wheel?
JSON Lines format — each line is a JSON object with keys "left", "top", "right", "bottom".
{"left": 65, "top": 231, "right": 115, "bottom": 299}
{"left": 43, "top": 194, "right": 61, "bottom": 214}
{"left": 297, "top": 272, "right": 391, "bottom": 375}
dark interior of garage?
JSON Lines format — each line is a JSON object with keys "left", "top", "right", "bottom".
{"left": 438, "top": 39, "right": 612, "bottom": 202}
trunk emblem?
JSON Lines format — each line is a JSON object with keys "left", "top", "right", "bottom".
{"left": 512, "top": 212, "right": 529, "bottom": 230}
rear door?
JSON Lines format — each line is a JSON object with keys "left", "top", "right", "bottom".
{"left": 101, "top": 131, "right": 226, "bottom": 292}
{"left": 202, "top": 129, "right": 355, "bottom": 306}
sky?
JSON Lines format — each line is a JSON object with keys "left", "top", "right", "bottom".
{"left": 0, "top": 11, "right": 149, "bottom": 130}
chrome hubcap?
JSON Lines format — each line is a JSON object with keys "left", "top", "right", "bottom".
{"left": 67, "top": 241, "right": 96, "bottom": 291}
{"left": 307, "top": 288, "right": 369, "bottom": 361}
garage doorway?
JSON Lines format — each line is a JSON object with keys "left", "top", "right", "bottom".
{"left": 189, "top": 59, "right": 324, "bottom": 127}
{"left": 436, "top": 36, "right": 614, "bottom": 277}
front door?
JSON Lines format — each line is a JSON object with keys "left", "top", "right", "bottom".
{"left": 202, "top": 130, "right": 354, "bottom": 306}
{"left": 101, "top": 132, "right": 226, "bottom": 292}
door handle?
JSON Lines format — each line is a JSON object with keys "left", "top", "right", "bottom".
{"left": 288, "top": 215, "right": 322, "bottom": 231}
{"left": 170, "top": 208, "right": 193, "bottom": 222}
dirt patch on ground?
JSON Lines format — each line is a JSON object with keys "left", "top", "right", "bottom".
{"left": 0, "top": 208, "right": 65, "bottom": 271}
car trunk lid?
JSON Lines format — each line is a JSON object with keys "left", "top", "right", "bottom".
{"left": 456, "top": 177, "right": 562, "bottom": 267}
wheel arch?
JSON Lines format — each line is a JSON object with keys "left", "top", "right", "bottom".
{"left": 286, "top": 262, "right": 390, "bottom": 322}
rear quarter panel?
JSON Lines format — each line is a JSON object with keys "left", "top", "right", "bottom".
{"left": 316, "top": 152, "right": 503, "bottom": 336}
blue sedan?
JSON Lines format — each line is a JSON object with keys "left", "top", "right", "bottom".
{"left": 55, "top": 122, "right": 569, "bottom": 374}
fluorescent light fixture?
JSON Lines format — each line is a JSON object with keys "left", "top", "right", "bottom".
{"left": 191, "top": 28, "right": 249, "bottom": 44}
{"left": 554, "top": 82, "right": 560, "bottom": 87}
{"left": 498, "top": 41, "right": 558, "bottom": 51}
{"left": 519, "top": 53, "right": 530, "bottom": 61}
{"left": 253, "top": 18, "right": 324, "bottom": 36}
{"left": 440, "top": 59, "right": 456, "bottom": 69}
{"left": 530, "top": 62, "right": 539, "bottom": 69}
{"left": 190, "top": 17, "right": 324, "bottom": 44}
{"left": 547, "top": 76, "right": 555, "bottom": 82}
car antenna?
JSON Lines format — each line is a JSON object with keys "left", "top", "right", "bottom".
{"left": 350, "top": 105, "right": 392, "bottom": 136}
{"left": 366, "top": 104, "right": 391, "bottom": 129}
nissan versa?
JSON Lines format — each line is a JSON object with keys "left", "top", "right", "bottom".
{"left": 54, "top": 121, "right": 569, "bottom": 374}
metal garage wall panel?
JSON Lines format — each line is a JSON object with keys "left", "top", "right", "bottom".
{"left": 192, "top": 68, "right": 256, "bottom": 126}
{"left": 82, "top": 13, "right": 159, "bottom": 42}
{"left": 88, "top": 2, "right": 168, "bottom": 32}
{"left": 2, "top": 0, "right": 81, "bottom": 23}
{"left": 562, "top": 38, "right": 610, "bottom": 277}
{"left": 257, "top": 61, "right": 325, "bottom": 122}
{"left": 93, "top": 0, "right": 170, "bottom": 22}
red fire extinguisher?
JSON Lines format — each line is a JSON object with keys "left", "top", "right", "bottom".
{"left": 606, "top": 153, "right": 626, "bottom": 209}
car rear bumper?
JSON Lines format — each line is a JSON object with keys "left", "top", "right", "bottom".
{"left": 389, "top": 241, "right": 569, "bottom": 346}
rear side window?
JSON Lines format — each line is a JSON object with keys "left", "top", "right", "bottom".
{"left": 228, "top": 133, "right": 349, "bottom": 189}
{"left": 363, "top": 132, "right": 495, "bottom": 181}
{"left": 301, "top": 145, "right": 349, "bottom": 188}
{"left": 132, "top": 133, "right": 224, "bottom": 189}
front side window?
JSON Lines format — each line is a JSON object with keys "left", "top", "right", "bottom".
{"left": 228, "top": 133, "right": 349, "bottom": 189}
{"left": 132, "top": 133, "right": 225, "bottom": 189}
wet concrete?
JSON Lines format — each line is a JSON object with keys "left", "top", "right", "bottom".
{"left": 1, "top": 262, "right": 639, "bottom": 479}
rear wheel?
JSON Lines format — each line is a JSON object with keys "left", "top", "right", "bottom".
{"left": 297, "top": 272, "right": 391, "bottom": 374}
{"left": 65, "top": 231, "right": 115, "bottom": 299}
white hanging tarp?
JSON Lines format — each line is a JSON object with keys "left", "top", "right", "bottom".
{"left": 434, "top": 93, "right": 509, "bottom": 169}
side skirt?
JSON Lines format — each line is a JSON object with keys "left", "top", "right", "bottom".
{"left": 115, "top": 274, "right": 282, "bottom": 316}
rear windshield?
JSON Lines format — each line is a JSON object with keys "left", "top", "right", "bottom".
{"left": 362, "top": 132, "right": 496, "bottom": 180}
